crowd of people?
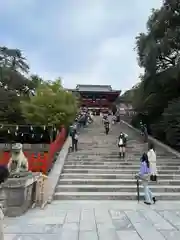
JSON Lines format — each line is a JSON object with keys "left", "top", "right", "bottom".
{"left": 69, "top": 108, "right": 94, "bottom": 152}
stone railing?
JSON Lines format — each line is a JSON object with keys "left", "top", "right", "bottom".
{"left": 0, "top": 172, "right": 41, "bottom": 217}
{"left": 121, "top": 120, "right": 180, "bottom": 158}
{"left": 0, "top": 136, "right": 72, "bottom": 217}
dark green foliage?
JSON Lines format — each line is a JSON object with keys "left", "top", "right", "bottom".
{"left": 131, "top": 0, "right": 180, "bottom": 149}
{"left": 0, "top": 46, "right": 78, "bottom": 128}
{"left": 159, "top": 98, "right": 180, "bottom": 147}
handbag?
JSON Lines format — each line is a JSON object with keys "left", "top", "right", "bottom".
{"left": 150, "top": 174, "right": 157, "bottom": 181}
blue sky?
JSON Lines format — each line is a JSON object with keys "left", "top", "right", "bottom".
{"left": 0, "top": 0, "right": 162, "bottom": 91}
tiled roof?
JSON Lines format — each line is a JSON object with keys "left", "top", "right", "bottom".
{"left": 76, "top": 84, "right": 112, "bottom": 92}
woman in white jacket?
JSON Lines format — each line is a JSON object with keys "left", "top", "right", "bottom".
{"left": 147, "top": 142, "right": 157, "bottom": 203}
{"left": 147, "top": 142, "right": 157, "bottom": 176}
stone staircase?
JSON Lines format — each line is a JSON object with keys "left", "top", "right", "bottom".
{"left": 54, "top": 117, "right": 180, "bottom": 200}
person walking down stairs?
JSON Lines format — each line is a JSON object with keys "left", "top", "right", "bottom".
{"left": 70, "top": 127, "right": 78, "bottom": 152}
{"left": 104, "top": 116, "right": 110, "bottom": 135}
{"left": 118, "top": 132, "right": 127, "bottom": 158}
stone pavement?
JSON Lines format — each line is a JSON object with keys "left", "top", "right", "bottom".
{"left": 4, "top": 200, "right": 180, "bottom": 239}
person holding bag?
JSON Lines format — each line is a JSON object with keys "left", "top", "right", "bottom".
{"left": 136, "top": 153, "right": 156, "bottom": 205}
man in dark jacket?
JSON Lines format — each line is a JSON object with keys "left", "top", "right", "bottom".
{"left": 70, "top": 127, "right": 78, "bottom": 151}
{"left": 104, "top": 117, "right": 110, "bottom": 135}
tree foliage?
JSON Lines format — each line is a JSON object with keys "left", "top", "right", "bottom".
{"left": 0, "top": 46, "right": 78, "bottom": 128}
{"left": 21, "top": 79, "right": 78, "bottom": 127}
{"left": 131, "top": 0, "right": 180, "bottom": 148}
{"left": 0, "top": 46, "right": 31, "bottom": 123}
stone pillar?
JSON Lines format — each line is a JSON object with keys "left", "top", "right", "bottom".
{"left": 1, "top": 172, "right": 40, "bottom": 217}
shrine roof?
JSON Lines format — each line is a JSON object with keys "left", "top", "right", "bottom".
{"left": 75, "top": 84, "right": 119, "bottom": 92}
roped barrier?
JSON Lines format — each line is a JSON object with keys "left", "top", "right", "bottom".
{"left": 29, "top": 126, "right": 67, "bottom": 174}
{"left": 0, "top": 126, "right": 67, "bottom": 175}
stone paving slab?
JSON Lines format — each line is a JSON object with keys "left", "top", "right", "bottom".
{"left": 3, "top": 201, "right": 180, "bottom": 239}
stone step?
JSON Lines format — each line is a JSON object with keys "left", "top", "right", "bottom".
{"left": 60, "top": 173, "right": 180, "bottom": 180}
{"left": 64, "top": 164, "right": 180, "bottom": 170}
{"left": 58, "top": 178, "right": 180, "bottom": 185}
{"left": 67, "top": 154, "right": 176, "bottom": 158}
{"left": 62, "top": 168, "right": 180, "bottom": 175}
{"left": 56, "top": 184, "right": 180, "bottom": 193}
{"left": 55, "top": 119, "right": 180, "bottom": 201}
{"left": 69, "top": 154, "right": 176, "bottom": 158}
{"left": 80, "top": 156, "right": 176, "bottom": 160}
{"left": 54, "top": 192, "right": 180, "bottom": 200}
{"left": 67, "top": 154, "right": 177, "bottom": 158}
{"left": 65, "top": 160, "right": 180, "bottom": 166}
{"left": 67, "top": 157, "right": 178, "bottom": 162}
{"left": 72, "top": 150, "right": 175, "bottom": 155}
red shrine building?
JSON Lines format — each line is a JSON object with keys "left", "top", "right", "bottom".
{"left": 68, "top": 84, "right": 121, "bottom": 114}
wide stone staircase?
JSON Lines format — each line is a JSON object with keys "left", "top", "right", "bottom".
{"left": 54, "top": 117, "right": 180, "bottom": 200}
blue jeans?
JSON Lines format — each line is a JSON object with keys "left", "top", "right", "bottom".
{"left": 142, "top": 180, "right": 153, "bottom": 203}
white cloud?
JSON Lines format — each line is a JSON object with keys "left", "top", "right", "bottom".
{"left": 59, "top": 1, "right": 162, "bottom": 90}
{"left": 0, "top": 0, "right": 163, "bottom": 91}
{"left": 61, "top": 36, "right": 143, "bottom": 90}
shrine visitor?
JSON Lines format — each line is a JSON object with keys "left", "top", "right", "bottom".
{"left": 70, "top": 127, "right": 78, "bottom": 151}
{"left": 104, "top": 116, "right": 110, "bottom": 135}
{"left": 118, "top": 132, "right": 127, "bottom": 158}
{"left": 136, "top": 153, "right": 156, "bottom": 205}
{"left": 147, "top": 142, "right": 157, "bottom": 183}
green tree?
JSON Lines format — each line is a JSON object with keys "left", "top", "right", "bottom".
{"left": 0, "top": 87, "right": 26, "bottom": 123}
{"left": 29, "top": 74, "right": 43, "bottom": 89}
{"left": 159, "top": 97, "right": 180, "bottom": 148}
{"left": 0, "top": 47, "right": 29, "bottom": 73}
{"left": 0, "top": 46, "right": 42, "bottom": 124}
{"left": 21, "top": 79, "right": 78, "bottom": 127}
{"left": 0, "top": 46, "right": 31, "bottom": 95}
{"left": 132, "top": 0, "right": 180, "bottom": 147}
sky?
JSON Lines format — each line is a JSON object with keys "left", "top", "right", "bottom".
{"left": 0, "top": 0, "right": 162, "bottom": 92}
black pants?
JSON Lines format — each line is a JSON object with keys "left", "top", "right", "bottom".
{"left": 105, "top": 127, "right": 109, "bottom": 135}
{"left": 72, "top": 139, "right": 78, "bottom": 151}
